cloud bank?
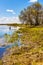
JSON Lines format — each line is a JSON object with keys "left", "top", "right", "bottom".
{"left": 0, "top": 17, "right": 21, "bottom": 24}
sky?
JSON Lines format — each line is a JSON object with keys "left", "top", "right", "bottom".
{"left": 0, "top": 0, "right": 43, "bottom": 24}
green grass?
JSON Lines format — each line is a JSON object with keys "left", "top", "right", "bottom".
{"left": 2, "top": 26, "right": 43, "bottom": 65}
{"left": 0, "top": 60, "right": 3, "bottom": 65}
{"left": 17, "top": 27, "right": 43, "bottom": 45}
{"left": 4, "top": 33, "right": 18, "bottom": 43}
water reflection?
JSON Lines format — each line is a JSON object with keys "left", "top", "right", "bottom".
{"left": 0, "top": 25, "right": 15, "bottom": 38}
{"left": 0, "top": 25, "right": 21, "bottom": 58}
{"left": 0, "top": 38, "right": 22, "bottom": 58}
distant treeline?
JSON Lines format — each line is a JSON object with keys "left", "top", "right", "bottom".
{"left": 0, "top": 24, "right": 24, "bottom": 27}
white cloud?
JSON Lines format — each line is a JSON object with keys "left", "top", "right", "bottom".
{"left": 6, "top": 9, "right": 15, "bottom": 14}
{"left": 29, "top": 0, "right": 37, "bottom": 2}
{"left": 0, "top": 17, "right": 21, "bottom": 24}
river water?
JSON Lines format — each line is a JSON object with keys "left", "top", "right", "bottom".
{"left": 0, "top": 25, "right": 20, "bottom": 58}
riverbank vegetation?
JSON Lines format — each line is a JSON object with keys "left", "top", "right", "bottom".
{"left": 4, "top": 33, "right": 18, "bottom": 43}
{"left": 17, "top": 27, "right": 43, "bottom": 44}
{"left": 2, "top": 26, "right": 43, "bottom": 65}
{"left": 2, "top": 37, "right": 43, "bottom": 65}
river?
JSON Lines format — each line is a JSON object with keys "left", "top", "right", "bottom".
{"left": 0, "top": 25, "right": 21, "bottom": 58}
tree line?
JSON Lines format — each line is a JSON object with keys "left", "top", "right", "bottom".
{"left": 19, "top": 2, "right": 43, "bottom": 26}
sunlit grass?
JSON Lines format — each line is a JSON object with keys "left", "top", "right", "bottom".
{"left": 17, "top": 27, "right": 43, "bottom": 45}
{"left": 2, "top": 26, "right": 43, "bottom": 65}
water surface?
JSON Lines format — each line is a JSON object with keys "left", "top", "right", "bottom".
{"left": 0, "top": 25, "right": 20, "bottom": 58}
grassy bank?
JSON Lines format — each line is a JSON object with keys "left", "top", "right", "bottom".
{"left": 17, "top": 27, "right": 43, "bottom": 44}
{"left": 2, "top": 26, "right": 43, "bottom": 65}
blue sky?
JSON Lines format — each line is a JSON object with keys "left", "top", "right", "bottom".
{"left": 0, "top": 0, "right": 30, "bottom": 17}
{"left": 0, "top": 0, "right": 43, "bottom": 24}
